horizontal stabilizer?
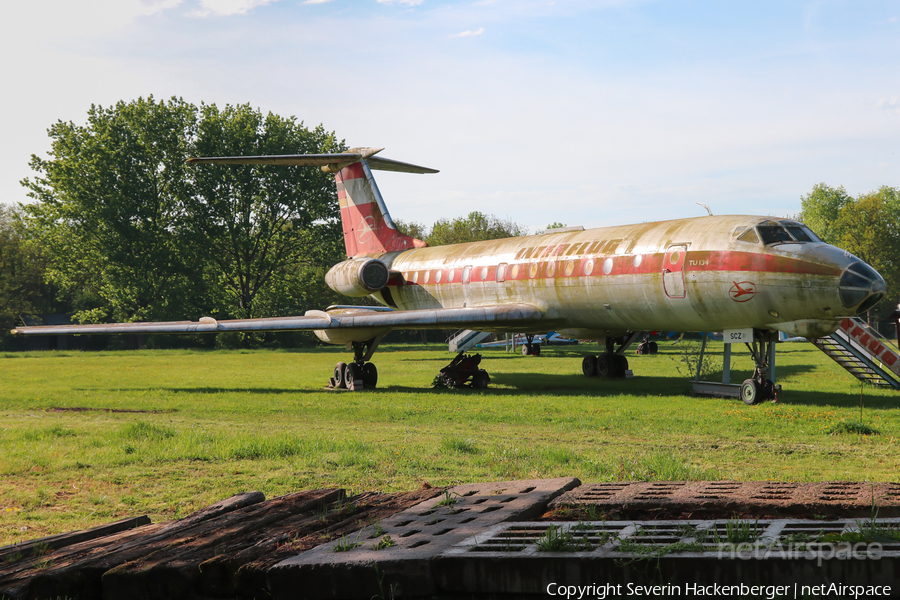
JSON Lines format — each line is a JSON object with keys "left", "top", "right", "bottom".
{"left": 187, "top": 148, "right": 438, "bottom": 174}
{"left": 12, "top": 304, "right": 543, "bottom": 336}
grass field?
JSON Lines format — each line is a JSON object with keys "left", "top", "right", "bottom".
{"left": 1, "top": 340, "right": 898, "bottom": 546}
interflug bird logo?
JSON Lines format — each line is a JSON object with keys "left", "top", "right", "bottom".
{"left": 729, "top": 281, "right": 757, "bottom": 302}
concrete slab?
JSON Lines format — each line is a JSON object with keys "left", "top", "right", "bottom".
{"left": 267, "top": 477, "right": 580, "bottom": 600}
{"left": 436, "top": 518, "right": 900, "bottom": 595}
{"left": 550, "top": 481, "right": 900, "bottom": 518}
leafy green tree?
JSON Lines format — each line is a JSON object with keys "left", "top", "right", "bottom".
{"left": 799, "top": 183, "right": 852, "bottom": 242}
{"left": 425, "top": 211, "right": 527, "bottom": 246}
{"left": 0, "top": 205, "right": 57, "bottom": 348}
{"left": 545, "top": 222, "right": 567, "bottom": 230}
{"left": 23, "top": 97, "right": 200, "bottom": 324}
{"left": 800, "top": 183, "right": 900, "bottom": 320}
{"left": 187, "top": 104, "right": 345, "bottom": 322}
{"left": 393, "top": 219, "right": 428, "bottom": 242}
{"left": 837, "top": 189, "right": 900, "bottom": 319}
{"left": 24, "top": 97, "right": 346, "bottom": 342}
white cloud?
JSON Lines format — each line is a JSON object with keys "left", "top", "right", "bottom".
{"left": 876, "top": 96, "right": 900, "bottom": 116}
{"left": 451, "top": 27, "right": 484, "bottom": 38}
{"left": 188, "top": 0, "right": 280, "bottom": 17}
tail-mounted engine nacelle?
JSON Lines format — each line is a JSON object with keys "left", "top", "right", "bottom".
{"left": 325, "top": 258, "right": 390, "bottom": 297}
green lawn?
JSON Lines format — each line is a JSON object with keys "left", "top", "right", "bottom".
{"left": 1, "top": 340, "right": 897, "bottom": 545}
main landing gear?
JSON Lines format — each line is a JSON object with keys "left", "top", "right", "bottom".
{"left": 740, "top": 330, "right": 779, "bottom": 405}
{"left": 521, "top": 334, "right": 541, "bottom": 356}
{"left": 582, "top": 333, "right": 641, "bottom": 379}
{"left": 330, "top": 338, "right": 380, "bottom": 390}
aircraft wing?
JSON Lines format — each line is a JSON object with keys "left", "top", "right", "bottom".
{"left": 11, "top": 304, "right": 543, "bottom": 336}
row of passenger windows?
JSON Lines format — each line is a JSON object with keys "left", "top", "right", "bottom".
{"left": 403, "top": 255, "right": 641, "bottom": 285}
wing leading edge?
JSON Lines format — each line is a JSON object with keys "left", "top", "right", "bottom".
{"left": 11, "top": 304, "right": 543, "bottom": 336}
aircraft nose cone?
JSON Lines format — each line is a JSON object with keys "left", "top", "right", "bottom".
{"left": 840, "top": 261, "right": 887, "bottom": 314}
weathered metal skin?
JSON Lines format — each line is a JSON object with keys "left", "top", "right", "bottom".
{"left": 368, "top": 215, "right": 874, "bottom": 339}
{"left": 12, "top": 151, "right": 886, "bottom": 349}
{"left": 324, "top": 258, "right": 390, "bottom": 297}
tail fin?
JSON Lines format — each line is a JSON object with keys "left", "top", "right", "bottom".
{"left": 187, "top": 146, "right": 435, "bottom": 257}
{"left": 334, "top": 149, "right": 432, "bottom": 256}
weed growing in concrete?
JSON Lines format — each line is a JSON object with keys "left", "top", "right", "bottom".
{"left": 332, "top": 533, "right": 362, "bottom": 552}
{"left": 369, "top": 521, "right": 386, "bottom": 538}
{"left": 436, "top": 491, "right": 460, "bottom": 507}
{"left": 535, "top": 526, "right": 592, "bottom": 552}
{"left": 373, "top": 535, "right": 396, "bottom": 550}
{"left": 722, "top": 518, "right": 760, "bottom": 544}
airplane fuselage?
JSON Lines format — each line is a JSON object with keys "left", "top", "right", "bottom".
{"left": 369, "top": 215, "right": 877, "bottom": 340}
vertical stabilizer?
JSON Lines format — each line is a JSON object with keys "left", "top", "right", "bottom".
{"left": 186, "top": 147, "right": 434, "bottom": 257}
{"left": 335, "top": 159, "right": 428, "bottom": 257}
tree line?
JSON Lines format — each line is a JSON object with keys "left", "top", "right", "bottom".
{"left": 1, "top": 97, "right": 897, "bottom": 350}
{"left": 0, "top": 98, "right": 526, "bottom": 349}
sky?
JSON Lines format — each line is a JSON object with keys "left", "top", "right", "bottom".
{"left": 2, "top": 0, "right": 898, "bottom": 232}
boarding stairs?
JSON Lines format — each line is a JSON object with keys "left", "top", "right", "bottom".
{"left": 811, "top": 318, "right": 900, "bottom": 389}
{"left": 448, "top": 329, "right": 492, "bottom": 353}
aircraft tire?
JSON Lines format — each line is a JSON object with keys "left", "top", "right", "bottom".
{"left": 473, "top": 370, "right": 490, "bottom": 389}
{"left": 522, "top": 344, "right": 531, "bottom": 356}
{"left": 648, "top": 341, "right": 658, "bottom": 354}
{"left": 582, "top": 355, "right": 598, "bottom": 377}
{"left": 596, "top": 354, "right": 611, "bottom": 377}
{"left": 533, "top": 344, "right": 541, "bottom": 356}
{"left": 334, "top": 362, "right": 347, "bottom": 389}
{"left": 362, "top": 363, "right": 378, "bottom": 388}
{"left": 740, "top": 378, "right": 762, "bottom": 405}
{"left": 614, "top": 355, "right": 629, "bottom": 377}
{"left": 636, "top": 342, "right": 648, "bottom": 355}
{"left": 345, "top": 363, "right": 362, "bottom": 388}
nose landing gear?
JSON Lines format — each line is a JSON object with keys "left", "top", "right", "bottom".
{"left": 740, "top": 330, "right": 779, "bottom": 405}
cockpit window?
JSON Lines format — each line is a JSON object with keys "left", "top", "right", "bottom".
{"left": 757, "top": 222, "right": 794, "bottom": 244}
{"left": 784, "top": 226, "right": 812, "bottom": 242}
{"left": 737, "top": 228, "right": 759, "bottom": 243}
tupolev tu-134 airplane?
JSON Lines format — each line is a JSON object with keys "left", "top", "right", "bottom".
{"left": 13, "top": 148, "right": 888, "bottom": 404}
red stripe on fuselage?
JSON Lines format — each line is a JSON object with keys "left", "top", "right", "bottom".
{"left": 391, "top": 250, "right": 842, "bottom": 287}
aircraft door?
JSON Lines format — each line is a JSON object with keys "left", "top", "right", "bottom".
{"left": 663, "top": 244, "right": 687, "bottom": 299}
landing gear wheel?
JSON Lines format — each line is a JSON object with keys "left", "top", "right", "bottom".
{"left": 344, "top": 363, "right": 362, "bottom": 388}
{"left": 533, "top": 344, "right": 541, "bottom": 356}
{"left": 596, "top": 354, "right": 611, "bottom": 377}
{"left": 521, "top": 344, "right": 531, "bottom": 356}
{"left": 362, "top": 362, "right": 378, "bottom": 388}
{"left": 582, "top": 355, "right": 598, "bottom": 377}
{"left": 636, "top": 342, "right": 648, "bottom": 355}
{"left": 612, "top": 354, "right": 628, "bottom": 378}
{"left": 762, "top": 378, "right": 776, "bottom": 401}
{"left": 648, "top": 341, "right": 658, "bottom": 354}
{"left": 473, "top": 370, "right": 490, "bottom": 389}
{"left": 334, "top": 362, "right": 347, "bottom": 389}
{"left": 740, "top": 378, "right": 762, "bottom": 405}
